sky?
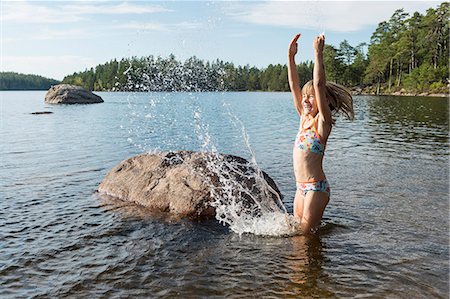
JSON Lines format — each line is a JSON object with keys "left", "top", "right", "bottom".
{"left": 1, "top": 0, "right": 442, "bottom": 80}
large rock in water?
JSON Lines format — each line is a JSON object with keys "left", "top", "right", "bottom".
{"left": 45, "top": 84, "right": 103, "bottom": 104}
{"left": 97, "top": 151, "right": 283, "bottom": 220}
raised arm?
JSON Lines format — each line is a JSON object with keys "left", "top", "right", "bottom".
{"left": 313, "top": 34, "right": 332, "bottom": 125}
{"left": 288, "top": 33, "right": 302, "bottom": 117}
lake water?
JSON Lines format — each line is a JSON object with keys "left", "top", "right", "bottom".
{"left": 1, "top": 91, "right": 448, "bottom": 298}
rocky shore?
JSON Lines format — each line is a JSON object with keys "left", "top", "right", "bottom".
{"left": 350, "top": 86, "right": 449, "bottom": 97}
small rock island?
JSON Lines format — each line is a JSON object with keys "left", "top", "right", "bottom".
{"left": 45, "top": 84, "right": 103, "bottom": 104}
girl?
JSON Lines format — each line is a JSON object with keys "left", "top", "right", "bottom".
{"left": 287, "top": 33, "right": 354, "bottom": 234}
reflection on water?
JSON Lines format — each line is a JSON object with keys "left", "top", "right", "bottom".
{"left": 286, "top": 235, "right": 332, "bottom": 297}
{"left": 366, "top": 95, "right": 448, "bottom": 127}
{"left": 0, "top": 92, "right": 448, "bottom": 298}
{"left": 365, "top": 96, "right": 448, "bottom": 156}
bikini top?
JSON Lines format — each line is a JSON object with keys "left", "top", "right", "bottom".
{"left": 294, "top": 114, "right": 325, "bottom": 155}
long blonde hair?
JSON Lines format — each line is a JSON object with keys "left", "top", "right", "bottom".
{"left": 302, "top": 80, "right": 354, "bottom": 121}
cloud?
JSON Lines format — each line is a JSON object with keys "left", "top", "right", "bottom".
{"left": 3, "top": 20, "right": 205, "bottom": 43}
{"left": 112, "top": 21, "right": 204, "bottom": 32}
{"left": 61, "top": 2, "right": 171, "bottom": 15}
{"left": 2, "top": 1, "right": 83, "bottom": 24}
{"left": 226, "top": 32, "right": 251, "bottom": 38}
{"left": 32, "top": 28, "right": 97, "bottom": 41}
{"left": 1, "top": 55, "right": 100, "bottom": 80}
{"left": 2, "top": 1, "right": 171, "bottom": 24}
{"left": 112, "top": 22, "right": 170, "bottom": 31}
{"left": 225, "top": 1, "right": 442, "bottom": 32}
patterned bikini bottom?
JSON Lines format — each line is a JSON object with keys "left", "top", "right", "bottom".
{"left": 296, "top": 180, "right": 330, "bottom": 197}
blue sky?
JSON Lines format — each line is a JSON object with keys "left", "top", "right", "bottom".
{"left": 1, "top": 0, "right": 441, "bottom": 80}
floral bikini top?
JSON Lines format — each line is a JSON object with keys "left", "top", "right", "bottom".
{"left": 294, "top": 114, "right": 325, "bottom": 155}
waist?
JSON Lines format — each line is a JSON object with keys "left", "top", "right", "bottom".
{"left": 293, "top": 151, "right": 325, "bottom": 183}
{"left": 296, "top": 176, "right": 327, "bottom": 184}
{"left": 294, "top": 169, "right": 326, "bottom": 183}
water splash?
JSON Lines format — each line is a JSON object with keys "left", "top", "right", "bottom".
{"left": 191, "top": 94, "right": 301, "bottom": 237}
{"left": 120, "top": 61, "right": 302, "bottom": 237}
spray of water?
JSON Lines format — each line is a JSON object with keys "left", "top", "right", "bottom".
{"left": 189, "top": 94, "right": 301, "bottom": 236}
{"left": 118, "top": 42, "right": 303, "bottom": 237}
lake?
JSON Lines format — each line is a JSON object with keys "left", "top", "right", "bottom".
{"left": 1, "top": 91, "right": 448, "bottom": 298}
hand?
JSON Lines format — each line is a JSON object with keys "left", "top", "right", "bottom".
{"left": 288, "top": 33, "right": 301, "bottom": 57}
{"left": 313, "top": 34, "right": 325, "bottom": 53}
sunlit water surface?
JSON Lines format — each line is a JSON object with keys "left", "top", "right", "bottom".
{"left": 1, "top": 91, "right": 448, "bottom": 298}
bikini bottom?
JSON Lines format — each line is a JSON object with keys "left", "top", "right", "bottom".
{"left": 296, "top": 179, "right": 330, "bottom": 197}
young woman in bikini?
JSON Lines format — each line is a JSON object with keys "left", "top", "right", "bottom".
{"left": 288, "top": 33, "right": 354, "bottom": 234}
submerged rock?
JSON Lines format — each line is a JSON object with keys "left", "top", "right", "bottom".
{"left": 30, "top": 111, "right": 53, "bottom": 115}
{"left": 97, "top": 151, "right": 283, "bottom": 220}
{"left": 45, "top": 84, "right": 103, "bottom": 104}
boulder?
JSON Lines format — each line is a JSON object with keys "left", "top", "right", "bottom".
{"left": 45, "top": 84, "right": 103, "bottom": 104}
{"left": 97, "top": 151, "right": 283, "bottom": 220}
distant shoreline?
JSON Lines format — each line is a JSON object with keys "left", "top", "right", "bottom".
{"left": 0, "top": 89, "right": 50, "bottom": 91}
{"left": 1, "top": 88, "right": 448, "bottom": 98}
{"left": 352, "top": 92, "right": 449, "bottom": 98}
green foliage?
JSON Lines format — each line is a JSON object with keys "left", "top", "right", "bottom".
{"left": 323, "top": 44, "right": 342, "bottom": 83}
{"left": 60, "top": 2, "right": 447, "bottom": 94}
{"left": 429, "top": 81, "right": 446, "bottom": 93}
{"left": 403, "top": 63, "right": 447, "bottom": 92}
{"left": 62, "top": 56, "right": 313, "bottom": 92}
{"left": 363, "top": 2, "right": 448, "bottom": 93}
{"left": 0, "top": 72, "right": 60, "bottom": 90}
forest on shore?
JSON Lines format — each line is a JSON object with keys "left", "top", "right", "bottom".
{"left": 2, "top": 2, "right": 448, "bottom": 95}
{"left": 61, "top": 2, "right": 448, "bottom": 94}
{"left": 0, "top": 72, "right": 59, "bottom": 90}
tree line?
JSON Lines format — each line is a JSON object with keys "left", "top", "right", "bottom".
{"left": 322, "top": 2, "right": 449, "bottom": 94}
{"left": 62, "top": 55, "right": 314, "bottom": 92}
{"left": 62, "top": 3, "right": 448, "bottom": 94}
{"left": 363, "top": 2, "right": 448, "bottom": 94}
{"left": 0, "top": 72, "right": 60, "bottom": 90}
{"left": 4, "top": 2, "right": 445, "bottom": 94}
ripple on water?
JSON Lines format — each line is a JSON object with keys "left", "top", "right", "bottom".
{"left": 0, "top": 92, "right": 448, "bottom": 298}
